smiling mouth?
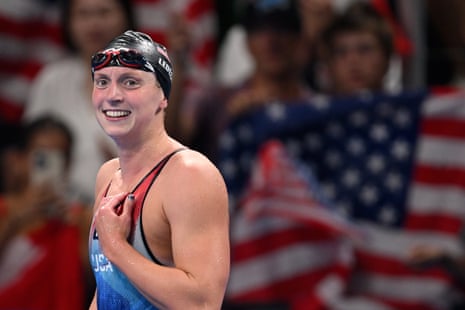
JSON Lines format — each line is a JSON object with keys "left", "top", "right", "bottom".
{"left": 103, "top": 110, "right": 131, "bottom": 118}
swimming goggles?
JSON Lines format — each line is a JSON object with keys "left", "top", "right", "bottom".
{"left": 91, "top": 49, "right": 155, "bottom": 73}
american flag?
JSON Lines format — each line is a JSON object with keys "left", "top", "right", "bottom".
{"left": 0, "top": 0, "right": 216, "bottom": 123}
{"left": 219, "top": 89, "right": 465, "bottom": 309}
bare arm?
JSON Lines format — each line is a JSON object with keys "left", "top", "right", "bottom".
{"left": 93, "top": 151, "right": 230, "bottom": 309}
{"left": 88, "top": 292, "right": 97, "bottom": 310}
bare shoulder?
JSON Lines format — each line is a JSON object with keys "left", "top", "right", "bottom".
{"left": 94, "top": 158, "right": 120, "bottom": 200}
{"left": 161, "top": 149, "right": 228, "bottom": 212}
{"left": 96, "top": 158, "right": 120, "bottom": 184}
{"left": 166, "top": 150, "right": 225, "bottom": 186}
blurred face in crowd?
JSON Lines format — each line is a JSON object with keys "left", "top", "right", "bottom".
{"left": 69, "top": 0, "right": 130, "bottom": 59}
{"left": 26, "top": 129, "right": 71, "bottom": 166}
{"left": 247, "top": 27, "right": 303, "bottom": 79}
{"left": 25, "top": 127, "right": 72, "bottom": 185}
{"left": 326, "top": 30, "right": 389, "bottom": 95}
{"left": 299, "top": 0, "right": 334, "bottom": 43}
{"left": 2, "top": 127, "right": 71, "bottom": 193}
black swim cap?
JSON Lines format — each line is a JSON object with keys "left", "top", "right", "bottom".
{"left": 92, "top": 30, "right": 173, "bottom": 99}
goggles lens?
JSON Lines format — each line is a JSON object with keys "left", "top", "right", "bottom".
{"left": 91, "top": 49, "right": 155, "bottom": 73}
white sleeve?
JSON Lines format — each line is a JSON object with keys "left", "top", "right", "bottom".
{"left": 23, "top": 64, "right": 59, "bottom": 121}
{"left": 214, "top": 25, "right": 255, "bottom": 87}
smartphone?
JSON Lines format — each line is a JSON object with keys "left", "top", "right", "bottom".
{"left": 30, "top": 149, "right": 66, "bottom": 192}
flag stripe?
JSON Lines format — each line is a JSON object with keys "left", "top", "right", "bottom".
{"left": 0, "top": 60, "right": 42, "bottom": 80}
{"left": 353, "top": 292, "right": 442, "bottom": 310}
{"left": 231, "top": 264, "right": 350, "bottom": 301}
{"left": 405, "top": 214, "right": 462, "bottom": 234}
{"left": 350, "top": 273, "right": 452, "bottom": 310}
{"left": 0, "top": 16, "right": 61, "bottom": 44}
{"left": 229, "top": 242, "right": 351, "bottom": 298}
{"left": 408, "top": 176, "right": 465, "bottom": 218}
{"left": 0, "top": 98, "right": 24, "bottom": 123}
{"left": 232, "top": 226, "right": 338, "bottom": 262}
{"left": 414, "top": 164, "right": 465, "bottom": 188}
{"left": 185, "top": 0, "right": 214, "bottom": 20}
{"left": 355, "top": 250, "right": 449, "bottom": 280}
{"left": 421, "top": 118, "right": 465, "bottom": 139}
{"left": 414, "top": 135, "right": 465, "bottom": 168}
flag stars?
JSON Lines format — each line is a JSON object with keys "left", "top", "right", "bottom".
{"left": 347, "top": 137, "right": 366, "bottom": 156}
{"left": 367, "top": 154, "right": 386, "bottom": 174}
{"left": 219, "top": 131, "right": 236, "bottom": 151}
{"left": 220, "top": 93, "right": 424, "bottom": 229}
{"left": 237, "top": 124, "right": 254, "bottom": 143}
{"left": 349, "top": 111, "right": 368, "bottom": 127}
{"left": 220, "top": 160, "right": 237, "bottom": 180}
{"left": 336, "top": 200, "right": 352, "bottom": 217}
{"left": 311, "top": 94, "right": 330, "bottom": 110}
{"left": 378, "top": 205, "right": 397, "bottom": 225}
{"left": 342, "top": 168, "right": 361, "bottom": 188}
{"left": 266, "top": 102, "right": 286, "bottom": 121}
{"left": 385, "top": 172, "right": 403, "bottom": 192}
{"left": 321, "top": 182, "right": 337, "bottom": 200}
{"left": 360, "top": 184, "right": 379, "bottom": 205}
{"left": 394, "top": 109, "right": 411, "bottom": 127}
{"left": 326, "top": 122, "right": 344, "bottom": 138}
{"left": 370, "top": 123, "right": 389, "bottom": 142}
{"left": 391, "top": 139, "right": 410, "bottom": 160}
{"left": 325, "top": 150, "right": 342, "bottom": 168}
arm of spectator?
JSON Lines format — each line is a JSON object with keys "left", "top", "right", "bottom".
{"left": 407, "top": 244, "right": 465, "bottom": 285}
{"left": 227, "top": 87, "right": 277, "bottom": 118}
{"left": 0, "top": 185, "right": 64, "bottom": 255}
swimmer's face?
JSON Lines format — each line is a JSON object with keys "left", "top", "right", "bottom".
{"left": 92, "top": 66, "right": 166, "bottom": 141}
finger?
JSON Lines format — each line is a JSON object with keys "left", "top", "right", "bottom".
{"left": 107, "top": 192, "right": 128, "bottom": 205}
{"left": 111, "top": 192, "right": 128, "bottom": 215}
{"left": 120, "top": 194, "right": 135, "bottom": 217}
{"left": 100, "top": 192, "right": 128, "bottom": 214}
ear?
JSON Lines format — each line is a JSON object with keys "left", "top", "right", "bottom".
{"left": 160, "top": 97, "right": 168, "bottom": 110}
{"left": 155, "top": 97, "right": 168, "bottom": 115}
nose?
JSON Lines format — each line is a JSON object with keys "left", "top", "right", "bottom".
{"left": 106, "top": 81, "right": 124, "bottom": 104}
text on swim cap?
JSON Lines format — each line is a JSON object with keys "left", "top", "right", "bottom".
{"left": 158, "top": 58, "right": 173, "bottom": 80}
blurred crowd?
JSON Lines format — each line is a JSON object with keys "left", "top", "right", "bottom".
{"left": 1, "top": 0, "right": 465, "bottom": 309}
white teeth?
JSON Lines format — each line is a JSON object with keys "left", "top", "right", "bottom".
{"left": 104, "top": 110, "right": 130, "bottom": 118}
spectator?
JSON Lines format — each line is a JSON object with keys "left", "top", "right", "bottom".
{"left": 0, "top": 123, "right": 24, "bottom": 196}
{"left": 317, "top": 1, "right": 395, "bottom": 96}
{"left": 23, "top": 0, "right": 136, "bottom": 206}
{"left": 298, "top": 0, "right": 336, "bottom": 91}
{"left": 184, "top": 0, "right": 312, "bottom": 163}
{"left": 425, "top": 0, "right": 465, "bottom": 88}
{"left": 0, "top": 115, "right": 93, "bottom": 310}
{"left": 215, "top": 0, "right": 360, "bottom": 89}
